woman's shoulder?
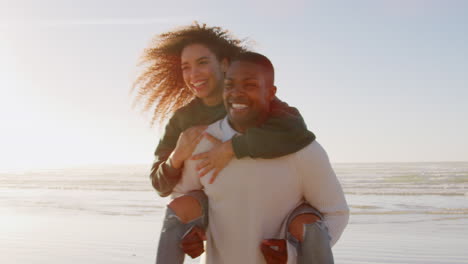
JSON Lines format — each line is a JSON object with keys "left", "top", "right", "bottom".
{"left": 171, "top": 98, "right": 201, "bottom": 119}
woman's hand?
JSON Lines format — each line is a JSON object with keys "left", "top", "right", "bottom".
{"left": 181, "top": 226, "right": 206, "bottom": 259}
{"left": 169, "top": 125, "right": 207, "bottom": 169}
{"left": 191, "top": 134, "right": 234, "bottom": 184}
{"left": 260, "top": 239, "right": 287, "bottom": 264}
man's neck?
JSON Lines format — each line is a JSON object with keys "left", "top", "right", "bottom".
{"left": 227, "top": 113, "right": 270, "bottom": 134}
{"left": 227, "top": 119, "right": 246, "bottom": 134}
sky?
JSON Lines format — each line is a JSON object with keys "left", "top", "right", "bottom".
{"left": 0, "top": 0, "right": 467, "bottom": 170}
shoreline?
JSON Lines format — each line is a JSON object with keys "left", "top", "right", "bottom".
{"left": 1, "top": 208, "right": 467, "bottom": 264}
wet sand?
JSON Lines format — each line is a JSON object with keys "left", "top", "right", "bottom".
{"left": 1, "top": 207, "right": 467, "bottom": 264}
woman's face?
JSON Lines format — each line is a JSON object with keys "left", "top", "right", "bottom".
{"left": 181, "top": 43, "right": 227, "bottom": 106}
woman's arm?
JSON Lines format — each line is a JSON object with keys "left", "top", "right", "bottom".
{"left": 232, "top": 97, "right": 315, "bottom": 159}
{"left": 150, "top": 116, "right": 182, "bottom": 197}
{"left": 150, "top": 115, "right": 205, "bottom": 197}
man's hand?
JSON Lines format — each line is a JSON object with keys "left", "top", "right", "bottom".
{"left": 191, "top": 135, "right": 234, "bottom": 184}
{"left": 260, "top": 239, "right": 287, "bottom": 264}
{"left": 181, "top": 226, "right": 206, "bottom": 259}
{"left": 170, "top": 126, "right": 207, "bottom": 169}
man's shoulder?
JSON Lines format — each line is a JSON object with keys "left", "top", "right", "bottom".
{"left": 292, "top": 140, "right": 329, "bottom": 162}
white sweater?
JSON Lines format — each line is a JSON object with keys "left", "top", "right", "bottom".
{"left": 172, "top": 117, "right": 349, "bottom": 264}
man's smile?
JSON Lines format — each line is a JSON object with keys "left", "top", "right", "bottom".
{"left": 227, "top": 98, "right": 250, "bottom": 113}
{"left": 231, "top": 103, "right": 248, "bottom": 110}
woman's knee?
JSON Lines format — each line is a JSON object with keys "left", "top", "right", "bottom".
{"left": 288, "top": 213, "right": 321, "bottom": 242}
{"left": 168, "top": 195, "right": 203, "bottom": 224}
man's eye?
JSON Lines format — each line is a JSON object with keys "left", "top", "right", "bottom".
{"left": 181, "top": 66, "right": 189, "bottom": 71}
{"left": 199, "top": 60, "right": 208, "bottom": 65}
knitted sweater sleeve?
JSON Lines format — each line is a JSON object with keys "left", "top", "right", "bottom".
{"left": 150, "top": 115, "right": 183, "bottom": 197}
{"left": 295, "top": 141, "right": 349, "bottom": 247}
{"left": 231, "top": 97, "right": 315, "bottom": 159}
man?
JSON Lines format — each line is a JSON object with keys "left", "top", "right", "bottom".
{"left": 173, "top": 52, "right": 349, "bottom": 263}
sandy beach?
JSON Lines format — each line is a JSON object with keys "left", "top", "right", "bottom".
{"left": 1, "top": 163, "right": 467, "bottom": 263}
{"left": 2, "top": 209, "right": 467, "bottom": 264}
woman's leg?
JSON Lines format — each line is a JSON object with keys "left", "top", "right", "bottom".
{"left": 286, "top": 203, "right": 334, "bottom": 264}
{"left": 155, "top": 190, "right": 208, "bottom": 264}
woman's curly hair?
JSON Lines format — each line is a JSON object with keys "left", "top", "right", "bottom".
{"left": 132, "top": 22, "right": 247, "bottom": 125}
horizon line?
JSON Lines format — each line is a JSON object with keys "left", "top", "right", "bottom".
{"left": 2, "top": 160, "right": 468, "bottom": 173}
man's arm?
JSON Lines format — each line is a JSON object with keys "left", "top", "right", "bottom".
{"left": 295, "top": 141, "right": 349, "bottom": 246}
{"left": 232, "top": 97, "right": 316, "bottom": 159}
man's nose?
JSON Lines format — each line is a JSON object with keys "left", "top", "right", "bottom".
{"left": 229, "top": 85, "right": 244, "bottom": 95}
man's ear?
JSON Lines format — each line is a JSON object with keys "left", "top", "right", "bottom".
{"left": 269, "top": 85, "right": 277, "bottom": 101}
{"left": 220, "top": 58, "right": 229, "bottom": 73}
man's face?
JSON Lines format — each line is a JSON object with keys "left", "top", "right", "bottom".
{"left": 223, "top": 61, "right": 276, "bottom": 132}
{"left": 181, "top": 43, "right": 226, "bottom": 105}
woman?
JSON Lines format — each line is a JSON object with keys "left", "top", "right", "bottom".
{"left": 133, "top": 23, "right": 316, "bottom": 263}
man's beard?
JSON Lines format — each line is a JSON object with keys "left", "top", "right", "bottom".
{"left": 228, "top": 109, "right": 269, "bottom": 133}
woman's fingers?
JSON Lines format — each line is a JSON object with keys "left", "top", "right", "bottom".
{"left": 209, "top": 169, "right": 220, "bottom": 184}
{"left": 191, "top": 151, "right": 208, "bottom": 160}
{"left": 260, "top": 239, "right": 287, "bottom": 264}
{"left": 196, "top": 159, "right": 211, "bottom": 171}
{"left": 192, "top": 226, "right": 207, "bottom": 241}
{"left": 263, "top": 239, "right": 286, "bottom": 252}
{"left": 198, "top": 164, "right": 214, "bottom": 177}
{"left": 193, "top": 132, "right": 204, "bottom": 146}
{"left": 203, "top": 132, "right": 222, "bottom": 145}
{"left": 183, "top": 125, "right": 207, "bottom": 142}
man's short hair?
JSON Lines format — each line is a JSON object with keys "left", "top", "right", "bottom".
{"left": 231, "top": 52, "right": 275, "bottom": 86}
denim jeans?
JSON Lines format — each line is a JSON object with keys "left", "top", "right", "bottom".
{"left": 155, "top": 194, "right": 333, "bottom": 264}
{"left": 155, "top": 190, "right": 208, "bottom": 264}
{"left": 286, "top": 203, "right": 334, "bottom": 264}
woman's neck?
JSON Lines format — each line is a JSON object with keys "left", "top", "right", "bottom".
{"left": 200, "top": 91, "right": 223, "bottom": 107}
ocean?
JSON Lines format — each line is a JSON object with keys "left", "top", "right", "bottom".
{"left": 1, "top": 162, "right": 467, "bottom": 263}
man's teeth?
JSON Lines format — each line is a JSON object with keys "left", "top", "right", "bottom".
{"left": 231, "top": 103, "right": 248, "bottom": 110}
